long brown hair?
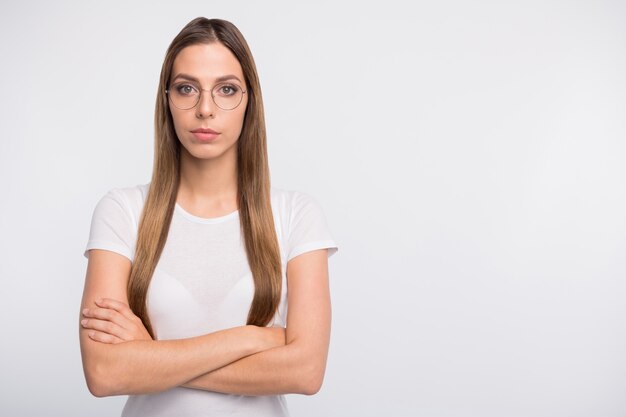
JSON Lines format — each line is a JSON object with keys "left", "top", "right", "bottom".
{"left": 127, "top": 17, "right": 282, "bottom": 338}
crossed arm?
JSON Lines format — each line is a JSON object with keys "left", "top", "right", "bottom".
{"left": 79, "top": 248, "right": 331, "bottom": 397}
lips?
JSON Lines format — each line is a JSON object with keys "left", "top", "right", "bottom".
{"left": 191, "top": 128, "right": 220, "bottom": 143}
{"left": 191, "top": 128, "right": 219, "bottom": 134}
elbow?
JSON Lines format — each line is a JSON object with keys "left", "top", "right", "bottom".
{"left": 300, "top": 380, "right": 323, "bottom": 396}
{"left": 297, "top": 362, "right": 326, "bottom": 396}
{"left": 85, "top": 364, "right": 115, "bottom": 397}
{"left": 84, "top": 359, "right": 125, "bottom": 397}
{"left": 80, "top": 332, "right": 137, "bottom": 397}
{"left": 87, "top": 381, "right": 110, "bottom": 398}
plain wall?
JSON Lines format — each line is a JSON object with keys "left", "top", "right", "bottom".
{"left": 0, "top": 0, "right": 624, "bottom": 416}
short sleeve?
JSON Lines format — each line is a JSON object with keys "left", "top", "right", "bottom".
{"left": 286, "top": 191, "right": 339, "bottom": 263}
{"left": 83, "top": 189, "right": 136, "bottom": 263}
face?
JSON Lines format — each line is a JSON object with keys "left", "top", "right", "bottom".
{"left": 168, "top": 42, "right": 248, "bottom": 162}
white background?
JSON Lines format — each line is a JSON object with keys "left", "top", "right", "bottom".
{"left": 1, "top": 0, "right": 625, "bottom": 416}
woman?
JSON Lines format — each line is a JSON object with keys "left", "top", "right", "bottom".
{"left": 79, "top": 17, "right": 338, "bottom": 416}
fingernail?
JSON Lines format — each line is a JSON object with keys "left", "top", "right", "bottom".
{"left": 81, "top": 319, "right": 87, "bottom": 325}
{"left": 96, "top": 298, "right": 103, "bottom": 304}
{"left": 82, "top": 308, "right": 88, "bottom": 315}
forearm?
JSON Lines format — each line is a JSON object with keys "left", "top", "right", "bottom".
{"left": 181, "top": 248, "right": 333, "bottom": 396}
{"left": 83, "top": 325, "right": 261, "bottom": 396}
{"left": 181, "top": 342, "right": 320, "bottom": 396}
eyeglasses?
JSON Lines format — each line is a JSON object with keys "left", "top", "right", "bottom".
{"left": 165, "top": 81, "right": 247, "bottom": 111}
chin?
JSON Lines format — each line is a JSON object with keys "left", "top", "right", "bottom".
{"left": 183, "top": 142, "right": 238, "bottom": 161}
{"left": 185, "top": 147, "right": 221, "bottom": 159}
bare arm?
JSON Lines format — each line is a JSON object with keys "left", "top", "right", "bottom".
{"left": 79, "top": 249, "right": 281, "bottom": 397}
{"left": 181, "top": 248, "right": 332, "bottom": 396}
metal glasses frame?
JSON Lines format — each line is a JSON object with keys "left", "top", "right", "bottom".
{"left": 165, "top": 82, "right": 247, "bottom": 111}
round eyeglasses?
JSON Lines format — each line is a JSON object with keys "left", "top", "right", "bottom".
{"left": 165, "top": 81, "right": 247, "bottom": 111}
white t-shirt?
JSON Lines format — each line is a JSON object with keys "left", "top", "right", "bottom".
{"left": 83, "top": 182, "right": 339, "bottom": 417}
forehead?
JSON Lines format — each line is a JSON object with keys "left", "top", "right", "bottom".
{"left": 171, "top": 43, "right": 245, "bottom": 83}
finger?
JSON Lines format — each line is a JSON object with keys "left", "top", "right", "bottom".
{"left": 87, "top": 330, "right": 125, "bottom": 344}
{"left": 84, "top": 307, "right": 130, "bottom": 330}
{"left": 95, "top": 298, "right": 138, "bottom": 322}
{"left": 81, "top": 317, "right": 129, "bottom": 340}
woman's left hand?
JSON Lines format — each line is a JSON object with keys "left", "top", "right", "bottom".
{"left": 81, "top": 298, "right": 152, "bottom": 344}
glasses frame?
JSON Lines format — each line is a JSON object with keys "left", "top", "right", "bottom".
{"left": 165, "top": 81, "right": 247, "bottom": 111}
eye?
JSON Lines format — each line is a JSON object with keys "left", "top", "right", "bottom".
{"left": 175, "top": 83, "right": 198, "bottom": 95}
{"left": 216, "top": 84, "right": 240, "bottom": 96}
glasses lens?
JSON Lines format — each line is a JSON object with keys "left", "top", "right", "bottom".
{"left": 212, "top": 82, "right": 244, "bottom": 110}
{"left": 169, "top": 83, "right": 199, "bottom": 110}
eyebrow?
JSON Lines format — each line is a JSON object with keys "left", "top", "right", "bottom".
{"left": 171, "top": 73, "right": 243, "bottom": 84}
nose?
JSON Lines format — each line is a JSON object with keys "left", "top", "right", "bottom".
{"left": 196, "top": 88, "right": 216, "bottom": 118}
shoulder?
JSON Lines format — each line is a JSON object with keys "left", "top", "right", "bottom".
{"left": 85, "top": 183, "right": 149, "bottom": 262}
{"left": 105, "top": 182, "right": 149, "bottom": 206}
{"left": 270, "top": 186, "right": 325, "bottom": 226}
{"left": 270, "top": 185, "right": 337, "bottom": 261}
{"left": 99, "top": 182, "right": 149, "bottom": 215}
{"left": 270, "top": 186, "right": 319, "bottom": 212}
{"left": 92, "top": 182, "right": 149, "bottom": 230}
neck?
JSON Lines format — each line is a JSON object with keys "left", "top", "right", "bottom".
{"left": 177, "top": 147, "right": 238, "bottom": 211}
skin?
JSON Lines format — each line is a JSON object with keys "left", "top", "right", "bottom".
{"left": 171, "top": 42, "right": 247, "bottom": 216}
{"left": 80, "top": 42, "right": 332, "bottom": 396}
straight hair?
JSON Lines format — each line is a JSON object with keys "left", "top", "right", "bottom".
{"left": 127, "top": 17, "right": 282, "bottom": 338}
